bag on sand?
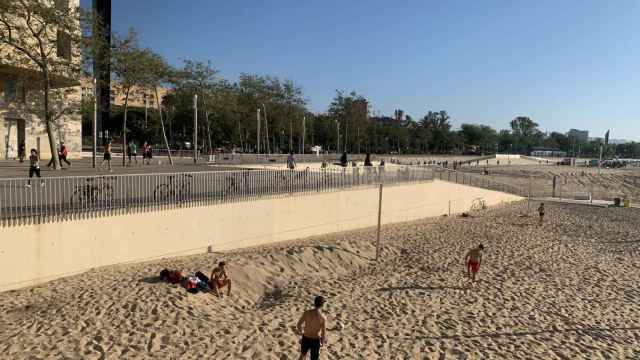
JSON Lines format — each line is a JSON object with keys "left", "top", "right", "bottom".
{"left": 195, "top": 271, "right": 209, "bottom": 285}
{"left": 186, "top": 276, "right": 200, "bottom": 294}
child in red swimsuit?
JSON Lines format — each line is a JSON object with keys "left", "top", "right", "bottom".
{"left": 464, "top": 244, "right": 484, "bottom": 283}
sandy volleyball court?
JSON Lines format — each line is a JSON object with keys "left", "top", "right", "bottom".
{"left": 1, "top": 202, "right": 639, "bottom": 359}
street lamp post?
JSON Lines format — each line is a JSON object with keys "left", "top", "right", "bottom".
{"left": 256, "top": 108, "right": 261, "bottom": 154}
{"left": 193, "top": 94, "right": 198, "bottom": 163}
{"left": 336, "top": 120, "right": 340, "bottom": 154}
{"left": 92, "top": 78, "right": 97, "bottom": 168}
{"left": 301, "top": 115, "right": 306, "bottom": 154}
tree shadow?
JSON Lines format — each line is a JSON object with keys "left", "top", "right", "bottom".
{"left": 297, "top": 245, "right": 374, "bottom": 261}
{"left": 257, "top": 286, "right": 291, "bottom": 310}
{"left": 140, "top": 276, "right": 163, "bottom": 284}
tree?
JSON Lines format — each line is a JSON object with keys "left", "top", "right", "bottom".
{"left": 328, "top": 90, "right": 367, "bottom": 153}
{"left": 172, "top": 59, "right": 219, "bottom": 154}
{"left": 111, "top": 29, "right": 148, "bottom": 166}
{"left": 419, "top": 111, "right": 452, "bottom": 153}
{"left": 510, "top": 116, "right": 541, "bottom": 153}
{"left": 0, "top": 0, "right": 88, "bottom": 168}
{"left": 138, "top": 49, "right": 174, "bottom": 165}
{"left": 510, "top": 116, "right": 539, "bottom": 137}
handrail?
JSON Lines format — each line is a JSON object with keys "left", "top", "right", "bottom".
{"left": 0, "top": 166, "right": 435, "bottom": 226}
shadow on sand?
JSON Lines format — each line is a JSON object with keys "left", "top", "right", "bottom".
{"left": 140, "top": 276, "right": 163, "bottom": 284}
{"left": 409, "top": 325, "right": 640, "bottom": 341}
{"left": 376, "top": 285, "right": 467, "bottom": 292}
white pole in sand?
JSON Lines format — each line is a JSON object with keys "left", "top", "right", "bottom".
{"left": 528, "top": 175, "right": 532, "bottom": 213}
{"left": 375, "top": 183, "right": 383, "bottom": 261}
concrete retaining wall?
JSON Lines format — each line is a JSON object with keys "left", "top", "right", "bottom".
{"left": 0, "top": 180, "right": 520, "bottom": 291}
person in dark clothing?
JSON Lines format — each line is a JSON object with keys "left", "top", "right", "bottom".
{"left": 18, "top": 142, "right": 25, "bottom": 162}
{"left": 364, "top": 153, "right": 372, "bottom": 167}
{"left": 26, "top": 149, "right": 45, "bottom": 187}
{"left": 340, "top": 152, "right": 348, "bottom": 167}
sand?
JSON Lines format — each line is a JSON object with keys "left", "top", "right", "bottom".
{"left": 1, "top": 202, "right": 640, "bottom": 359}
{"left": 459, "top": 165, "right": 640, "bottom": 203}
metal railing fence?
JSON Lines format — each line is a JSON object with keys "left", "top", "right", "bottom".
{"left": 0, "top": 166, "right": 434, "bottom": 226}
{"left": 433, "top": 167, "right": 527, "bottom": 197}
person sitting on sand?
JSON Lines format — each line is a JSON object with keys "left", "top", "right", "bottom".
{"left": 464, "top": 244, "right": 484, "bottom": 283}
{"left": 538, "top": 203, "right": 545, "bottom": 225}
{"left": 209, "top": 261, "right": 232, "bottom": 298}
{"left": 297, "top": 296, "right": 327, "bottom": 360}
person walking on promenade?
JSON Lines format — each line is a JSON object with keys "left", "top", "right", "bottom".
{"left": 296, "top": 296, "right": 327, "bottom": 360}
{"left": 100, "top": 141, "right": 113, "bottom": 172}
{"left": 143, "top": 142, "right": 153, "bottom": 165}
{"left": 142, "top": 142, "right": 149, "bottom": 164}
{"left": 18, "top": 141, "right": 25, "bottom": 163}
{"left": 287, "top": 151, "right": 297, "bottom": 170}
{"left": 538, "top": 203, "right": 545, "bottom": 225}
{"left": 464, "top": 244, "right": 484, "bottom": 283}
{"left": 26, "top": 149, "right": 45, "bottom": 188}
{"left": 128, "top": 140, "right": 138, "bottom": 166}
{"left": 47, "top": 141, "right": 71, "bottom": 168}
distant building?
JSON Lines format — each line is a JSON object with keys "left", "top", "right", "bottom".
{"left": 80, "top": 78, "right": 170, "bottom": 108}
{"left": 1, "top": 0, "right": 82, "bottom": 160}
{"left": 531, "top": 147, "right": 567, "bottom": 157}
{"left": 394, "top": 109, "right": 404, "bottom": 122}
{"left": 567, "top": 129, "right": 589, "bottom": 143}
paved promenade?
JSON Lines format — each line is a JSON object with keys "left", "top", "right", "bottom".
{"left": 0, "top": 157, "right": 239, "bottom": 179}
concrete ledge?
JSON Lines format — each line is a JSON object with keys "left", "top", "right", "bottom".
{"left": 0, "top": 180, "right": 520, "bottom": 292}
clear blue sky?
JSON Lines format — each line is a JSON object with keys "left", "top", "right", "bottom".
{"left": 89, "top": 0, "right": 640, "bottom": 140}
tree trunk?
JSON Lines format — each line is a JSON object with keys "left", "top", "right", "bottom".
{"left": 122, "top": 88, "right": 129, "bottom": 167}
{"left": 155, "top": 87, "right": 173, "bottom": 166}
{"left": 43, "top": 71, "right": 60, "bottom": 170}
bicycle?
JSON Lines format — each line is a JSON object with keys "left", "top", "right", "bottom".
{"left": 70, "top": 176, "right": 116, "bottom": 207}
{"left": 154, "top": 174, "right": 193, "bottom": 201}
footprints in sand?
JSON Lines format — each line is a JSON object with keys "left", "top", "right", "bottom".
{"left": 1, "top": 203, "right": 640, "bottom": 358}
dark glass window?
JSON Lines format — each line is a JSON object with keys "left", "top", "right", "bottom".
{"left": 4, "top": 80, "right": 26, "bottom": 104}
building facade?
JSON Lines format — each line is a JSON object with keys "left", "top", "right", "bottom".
{"left": 80, "top": 79, "right": 169, "bottom": 109}
{"left": 0, "top": 0, "right": 82, "bottom": 160}
{"left": 567, "top": 129, "right": 589, "bottom": 143}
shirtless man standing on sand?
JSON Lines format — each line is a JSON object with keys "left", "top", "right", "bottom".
{"left": 296, "top": 296, "right": 327, "bottom": 360}
{"left": 464, "top": 244, "right": 484, "bottom": 283}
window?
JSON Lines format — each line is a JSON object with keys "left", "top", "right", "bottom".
{"left": 55, "top": 0, "right": 69, "bottom": 12}
{"left": 56, "top": 30, "right": 72, "bottom": 60}
{"left": 4, "top": 80, "right": 26, "bottom": 104}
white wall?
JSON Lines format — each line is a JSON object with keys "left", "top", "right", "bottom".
{"left": 0, "top": 180, "right": 521, "bottom": 292}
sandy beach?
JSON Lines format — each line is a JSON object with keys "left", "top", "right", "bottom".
{"left": 1, "top": 202, "right": 640, "bottom": 359}
{"left": 460, "top": 165, "right": 640, "bottom": 203}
